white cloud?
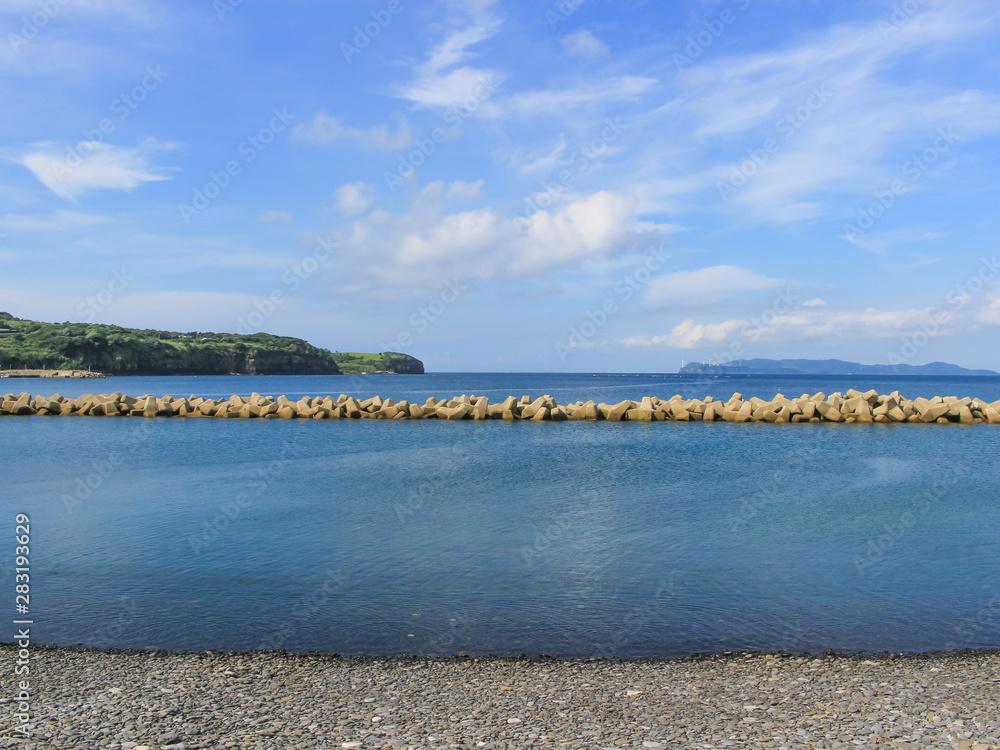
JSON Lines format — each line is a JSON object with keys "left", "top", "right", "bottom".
{"left": 560, "top": 30, "right": 610, "bottom": 59}
{"left": 840, "top": 226, "right": 946, "bottom": 255}
{"left": 624, "top": 319, "right": 748, "bottom": 349}
{"left": 622, "top": 301, "right": 999, "bottom": 350}
{"left": 640, "top": 265, "right": 784, "bottom": 308}
{"left": 19, "top": 139, "right": 171, "bottom": 200}
{"left": 976, "top": 295, "right": 1000, "bottom": 326}
{"left": 418, "top": 179, "right": 484, "bottom": 202}
{"left": 397, "top": 2, "right": 503, "bottom": 110}
{"left": 509, "top": 76, "right": 656, "bottom": 116}
{"left": 447, "top": 179, "right": 484, "bottom": 200}
{"left": 634, "top": 3, "right": 1000, "bottom": 224}
{"left": 330, "top": 189, "right": 654, "bottom": 299}
{"left": 256, "top": 210, "right": 293, "bottom": 224}
{"left": 0, "top": 209, "right": 108, "bottom": 231}
{"left": 0, "top": 0, "right": 162, "bottom": 74}
{"left": 294, "top": 112, "right": 410, "bottom": 150}
{"left": 0, "top": 288, "right": 260, "bottom": 331}
{"left": 512, "top": 136, "right": 568, "bottom": 175}
{"left": 509, "top": 190, "right": 637, "bottom": 274}
{"left": 802, "top": 297, "right": 826, "bottom": 307}
{"left": 333, "top": 182, "right": 375, "bottom": 216}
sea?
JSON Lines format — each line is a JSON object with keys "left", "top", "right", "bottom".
{"left": 2, "top": 372, "right": 999, "bottom": 657}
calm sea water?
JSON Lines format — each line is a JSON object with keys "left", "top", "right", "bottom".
{"left": 2, "top": 373, "right": 999, "bottom": 657}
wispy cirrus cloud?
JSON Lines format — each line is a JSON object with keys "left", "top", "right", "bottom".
{"left": 560, "top": 30, "right": 610, "bottom": 60}
{"left": 19, "top": 139, "right": 172, "bottom": 200}
{"left": 639, "top": 265, "right": 785, "bottom": 308}
{"left": 256, "top": 210, "right": 293, "bottom": 224}
{"left": 396, "top": 0, "right": 504, "bottom": 110}
{"left": 293, "top": 112, "right": 411, "bottom": 150}
{"left": 632, "top": 1, "right": 1000, "bottom": 224}
{"left": 508, "top": 76, "right": 657, "bottom": 117}
{"left": 0, "top": 209, "right": 109, "bottom": 231}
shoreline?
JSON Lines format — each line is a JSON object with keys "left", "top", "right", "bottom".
{"left": 6, "top": 640, "right": 1000, "bottom": 661}
{"left": 0, "top": 641, "right": 1000, "bottom": 664}
{"left": 5, "top": 644, "right": 998, "bottom": 749}
{"left": 0, "top": 368, "right": 107, "bottom": 379}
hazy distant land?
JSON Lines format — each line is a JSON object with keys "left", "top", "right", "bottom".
{"left": 678, "top": 358, "right": 999, "bottom": 376}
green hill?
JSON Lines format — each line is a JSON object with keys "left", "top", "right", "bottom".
{"left": 330, "top": 351, "right": 425, "bottom": 375}
{"left": 0, "top": 313, "right": 424, "bottom": 376}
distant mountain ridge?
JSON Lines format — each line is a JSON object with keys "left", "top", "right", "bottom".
{"left": 679, "top": 358, "right": 999, "bottom": 376}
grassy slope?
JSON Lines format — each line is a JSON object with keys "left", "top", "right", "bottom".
{"left": 0, "top": 313, "right": 424, "bottom": 376}
{"left": 331, "top": 351, "right": 424, "bottom": 374}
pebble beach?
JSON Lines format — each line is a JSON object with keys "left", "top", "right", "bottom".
{"left": 3, "top": 646, "right": 999, "bottom": 750}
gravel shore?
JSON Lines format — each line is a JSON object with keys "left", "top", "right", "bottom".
{"left": 2, "top": 646, "right": 999, "bottom": 750}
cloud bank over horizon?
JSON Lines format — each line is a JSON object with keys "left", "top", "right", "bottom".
{"left": 2, "top": 0, "right": 1000, "bottom": 371}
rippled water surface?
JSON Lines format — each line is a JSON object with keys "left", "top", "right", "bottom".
{"left": 2, "top": 373, "right": 999, "bottom": 656}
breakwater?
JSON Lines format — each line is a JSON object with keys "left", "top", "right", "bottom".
{"left": 3, "top": 389, "right": 1000, "bottom": 423}
{"left": 0, "top": 369, "right": 107, "bottom": 379}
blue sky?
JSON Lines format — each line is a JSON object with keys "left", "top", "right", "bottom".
{"left": 2, "top": 0, "right": 1000, "bottom": 372}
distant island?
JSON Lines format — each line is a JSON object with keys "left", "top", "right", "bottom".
{"left": 679, "top": 358, "right": 999, "bottom": 377}
{"left": 0, "top": 313, "right": 423, "bottom": 376}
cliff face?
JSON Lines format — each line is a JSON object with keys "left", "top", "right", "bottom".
{"left": 0, "top": 314, "right": 350, "bottom": 376}
{"left": 378, "top": 352, "right": 424, "bottom": 374}
{"left": 331, "top": 351, "right": 425, "bottom": 374}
